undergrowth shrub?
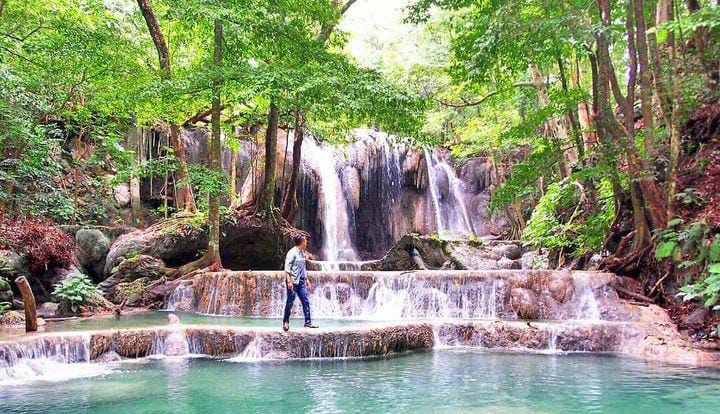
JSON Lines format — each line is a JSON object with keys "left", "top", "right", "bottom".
{"left": 53, "top": 272, "right": 101, "bottom": 313}
{"left": 523, "top": 172, "right": 615, "bottom": 258}
{"left": 655, "top": 219, "right": 720, "bottom": 309}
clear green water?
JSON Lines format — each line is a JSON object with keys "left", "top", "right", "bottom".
{"left": 0, "top": 312, "right": 367, "bottom": 339}
{"left": 43, "top": 312, "right": 365, "bottom": 331}
{"left": 2, "top": 349, "right": 719, "bottom": 414}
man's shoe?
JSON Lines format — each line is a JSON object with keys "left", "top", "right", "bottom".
{"left": 283, "top": 322, "right": 289, "bottom": 332}
{"left": 304, "top": 323, "right": 319, "bottom": 328}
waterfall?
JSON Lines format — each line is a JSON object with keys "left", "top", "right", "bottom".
{"left": 574, "top": 285, "right": 602, "bottom": 321}
{"left": 301, "top": 138, "right": 358, "bottom": 261}
{"left": 165, "top": 281, "right": 194, "bottom": 312}
{"left": 228, "top": 337, "right": 264, "bottom": 362}
{"left": 546, "top": 325, "right": 561, "bottom": 353}
{"left": 192, "top": 271, "right": 615, "bottom": 322}
{"left": 0, "top": 333, "right": 109, "bottom": 384}
{"left": 424, "top": 148, "right": 475, "bottom": 236}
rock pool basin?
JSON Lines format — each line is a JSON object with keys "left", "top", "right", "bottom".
{"left": 2, "top": 349, "right": 720, "bottom": 413}
{"left": 1, "top": 305, "right": 719, "bottom": 413}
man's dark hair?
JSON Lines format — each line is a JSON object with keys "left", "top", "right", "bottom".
{"left": 294, "top": 235, "right": 306, "bottom": 246}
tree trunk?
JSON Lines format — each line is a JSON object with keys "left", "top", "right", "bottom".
{"left": 594, "top": 0, "right": 668, "bottom": 252}
{"left": 15, "top": 276, "right": 37, "bottom": 332}
{"left": 653, "top": 0, "right": 684, "bottom": 219}
{"left": 136, "top": 0, "right": 196, "bottom": 213}
{"left": 230, "top": 147, "right": 237, "bottom": 203}
{"left": 281, "top": 107, "right": 304, "bottom": 221}
{"left": 205, "top": 18, "right": 223, "bottom": 267}
{"left": 280, "top": 0, "right": 358, "bottom": 221}
{"left": 256, "top": 102, "right": 279, "bottom": 218}
{"left": 130, "top": 127, "right": 143, "bottom": 226}
{"left": 557, "top": 54, "right": 585, "bottom": 163}
{"left": 633, "top": 0, "right": 655, "bottom": 156}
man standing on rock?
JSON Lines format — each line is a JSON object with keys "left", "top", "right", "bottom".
{"left": 283, "top": 235, "right": 318, "bottom": 331}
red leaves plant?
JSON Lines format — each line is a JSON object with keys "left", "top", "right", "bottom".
{"left": 0, "top": 214, "right": 75, "bottom": 274}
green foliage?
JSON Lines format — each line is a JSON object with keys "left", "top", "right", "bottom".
{"left": 679, "top": 264, "right": 720, "bottom": 308}
{"left": 188, "top": 164, "right": 229, "bottom": 198}
{"left": 490, "top": 141, "right": 560, "bottom": 213}
{"left": 428, "top": 232, "right": 444, "bottom": 245}
{"left": 523, "top": 172, "right": 615, "bottom": 257}
{"left": 52, "top": 273, "right": 101, "bottom": 313}
{"left": 0, "top": 302, "right": 11, "bottom": 314}
{"left": 466, "top": 233, "right": 483, "bottom": 246}
{"left": 658, "top": 220, "right": 720, "bottom": 308}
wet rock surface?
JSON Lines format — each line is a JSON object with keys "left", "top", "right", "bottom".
{"left": 103, "top": 211, "right": 304, "bottom": 276}
{"left": 370, "top": 234, "right": 527, "bottom": 271}
{"left": 186, "top": 269, "right": 626, "bottom": 321}
{"left": 100, "top": 255, "right": 169, "bottom": 302}
{"left": 74, "top": 229, "right": 112, "bottom": 282}
{"left": 0, "top": 311, "right": 24, "bottom": 325}
{"left": 1, "top": 315, "right": 717, "bottom": 369}
{"left": 510, "top": 288, "right": 540, "bottom": 319}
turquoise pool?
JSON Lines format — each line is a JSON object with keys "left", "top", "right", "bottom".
{"left": 0, "top": 312, "right": 368, "bottom": 339}
{"left": 1, "top": 349, "right": 719, "bottom": 413}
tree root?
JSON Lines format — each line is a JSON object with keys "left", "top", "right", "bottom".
{"left": 615, "top": 286, "right": 655, "bottom": 303}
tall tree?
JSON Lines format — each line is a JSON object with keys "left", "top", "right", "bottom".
{"left": 281, "top": 0, "right": 358, "bottom": 220}
{"left": 136, "top": 0, "right": 197, "bottom": 213}
{"left": 205, "top": 18, "right": 223, "bottom": 267}
{"left": 255, "top": 101, "right": 279, "bottom": 218}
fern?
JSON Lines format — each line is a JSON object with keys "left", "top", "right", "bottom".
{"left": 655, "top": 241, "right": 678, "bottom": 260}
{"left": 657, "top": 220, "right": 720, "bottom": 308}
{"left": 709, "top": 235, "right": 720, "bottom": 262}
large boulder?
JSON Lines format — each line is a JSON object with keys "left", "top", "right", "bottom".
{"left": 548, "top": 275, "right": 575, "bottom": 303}
{"left": 519, "top": 251, "right": 550, "bottom": 270}
{"left": 0, "top": 276, "right": 13, "bottom": 304}
{"left": 510, "top": 288, "right": 540, "bottom": 320}
{"left": 37, "top": 302, "right": 59, "bottom": 319}
{"left": 0, "top": 250, "right": 29, "bottom": 278}
{"left": 75, "top": 229, "right": 111, "bottom": 281}
{"left": 56, "top": 291, "right": 116, "bottom": 317}
{"left": 104, "top": 209, "right": 304, "bottom": 275}
{"left": 99, "top": 255, "right": 169, "bottom": 301}
{"left": 374, "top": 234, "right": 523, "bottom": 271}
{"left": 103, "top": 217, "right": 207, "bottom": 277}
{"left": 114, "top": 277, "right": 152, "bottom": 305}
{"left": 492, "top": 244, "right": 522, "bottom": 260}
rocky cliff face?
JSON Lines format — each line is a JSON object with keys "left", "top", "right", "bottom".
{"left": 170, "top": 128, "right": 506, "bottom": 259}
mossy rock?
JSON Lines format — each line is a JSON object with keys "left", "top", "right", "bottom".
{"left": 0, "top": 276, "right": 10, "bottom": 291}
{"left": 0, "top": 250, "right": 28, "bottom": 278}
{"left": 114, "top": 277, "right": 151, "bottom": 304}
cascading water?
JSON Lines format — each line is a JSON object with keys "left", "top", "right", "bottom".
{"left": 301, "top": 138, "right": 358, "bottom": 262}
{"left": 192, "top": 271, "right": 613, "bottom": 323}
{"left": 0, "top": 334, "right": 107, "bottom": 384}
{"left": 424, "top": 148, "right": 475, "bottom": 236}
{"left": 166, "top": 282, "right": 193, "bottom": 312}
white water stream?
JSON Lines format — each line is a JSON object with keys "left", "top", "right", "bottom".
{"left": 424, "top": 148, "right": 475, "bottom": 236}
{"left": 301, "top": 138, "right": 358, "bottom": 261}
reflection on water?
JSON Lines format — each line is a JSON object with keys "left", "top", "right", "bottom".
{"left": 2, "top": 350, "right": 720, "bottom": 414}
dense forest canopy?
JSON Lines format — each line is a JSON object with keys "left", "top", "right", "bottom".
{"left": 1, "top": 0, "right": 720, "bottom": 330}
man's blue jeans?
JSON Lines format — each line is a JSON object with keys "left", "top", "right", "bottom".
{"left": 283, "top": 282, "right": 311, "bottom": 325}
